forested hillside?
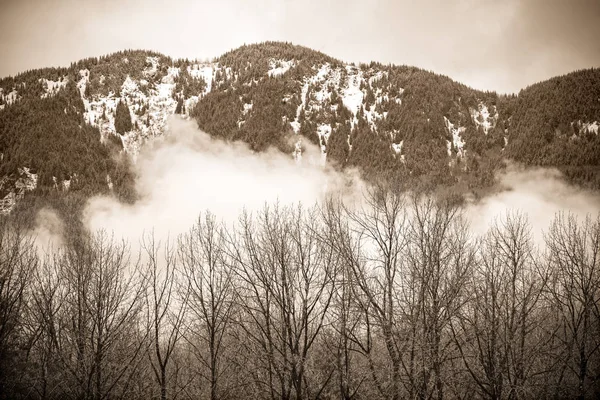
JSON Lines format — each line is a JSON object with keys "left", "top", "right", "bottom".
{"left": 1, "top": 41, "right": 599, "bottom": 215}
{"left": 0, "top": 49, "right": 209, "bottom": 215}
{"left": 194, "top": 42, "right": 600, "bottom": 191}
{"left": 506, "top": 69, "right": 600, "bottom": 188}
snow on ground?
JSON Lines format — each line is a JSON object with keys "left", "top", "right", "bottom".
{"left": 77, "top": 57, "right": 206, "bottom": 158}
{"left": 363, "top": 96, "right": 387, "bottom": 133}
{"left": 149, "top": 80, "right": 177, "bottom": 137}
{"left": 316, "top": 63, "right": 330, "bottom": 81}
{"left": 120, "top": 75, "right": 149, "bottom": 130}
{"left": 368, "top": 70, "right": 388, "bottom": 86}
{"left": 291, "top": 81, "right": 310, "bottom": 133}
{"left": 238, "top": 101, "right": 253, "bottom": 128}
{"left": 267, "top": 59, "right": 296, "bottom": 77}
{"left": 1, "top": 89, "right": 19, "bottom": 105}
{"left": 143, "top": 56, "right": 159, "bottom": 78}
{"left": 444, "top": 116, "right": 466, "bottom": 158}
{"left": 305, "top": 64, "right": 336, "bottom": 115}
{"left": 15, "top": 167, "right": 38, "bottom": 192}
{"left": 184, "top": 95, "right": 199, "bottom": 117}
{"left": 342, "top": 65, "right": 364, "bottom": 128}
{"left": 121, "top": 76, "right": 143, "bottom": 100}
{"left": 200, "top": 65, "right": 213, "bottom": 93}
{"left": 161, "top": 67, "right": 180, "bottom": 85}
{"left": 78, "top": 69, "right": 126, "bottom": 148}
{"left": 77, "top": 69, "right": 89, "bottom": 97}
{"left": 317, "top": 124, "right": 332, "bottom": 146}
{"left": 242, "top": 102, "right": 253, "bottom": 115}
{"left": 317, "top": 124, "right": 332, "bottom": 164}
{"left": 1, "top": 167, "right": 38, "bottom": 215}
{"left": 392, "top": 141, "right": 405, "bottom": 163}
{"left": 290, "top": 63, "right": 333, "bottom": 134}
{"left": 188, "top": 63, "right": 215, "bottom": 94}
{"left": 40, "top": 77, "right": 68, "bottom": 98}
{"left": 471, "top": 103, "right": 497, "bottom": 134}
{"left": 578, "top": 120, "right": 599, "bottom": 135}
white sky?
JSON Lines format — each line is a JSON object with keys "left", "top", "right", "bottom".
{"left": 1, "top": 0, "right": 599, "bottom": 93}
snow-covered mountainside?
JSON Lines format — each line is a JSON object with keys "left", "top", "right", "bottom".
{"left": 76, "top": 58, "right": 211, "bottom": 157}
{"left": 1, "top": 42, "right": 600, "bottom": 214}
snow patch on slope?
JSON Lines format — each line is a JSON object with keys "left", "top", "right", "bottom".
{"left": 445, "top": 116, "right": 466, "bottom": 158}
{"left": 188, "top": 63, "right": 215, "bottom": 94}
{"left": 342, "top": 65, "right": 364, "bottom": 128}
{"left": 391, "top": 141, "right": 405, "bottom": 163}
{"left": 291, "top": 82, "right": 310, "bottom": 134}
{"left": 317, "top": 124, "right": 332, "bottom": 164}
{"left": 1, "top": 89, "right": 19, "bottom": 105}
{"left": 143, "top": 56, "right": 159, "bottom": 78}
{"left": 471, "top": 103, "right": 498, "bottom": 134}
{"left": 267, "top": 59, "right": 296, "bottom": 77}
{"left": 40, "top": 77, "right": 68, "bottom": 98}
{"left": 576, "top": 120, "right": 599, "bottom": 135}
{"left": 0, "top": 167, "right": 38, "bottom": 215}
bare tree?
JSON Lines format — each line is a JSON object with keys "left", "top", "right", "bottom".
{"left": 320, "top": 223, "right": 367, "bottom": 400}
{"left": 230, "top": 204, "right": 336, "bottom": 400}
{"left": 545, "top": 212, "right": 600, "bottom": 399}
{"left": 452, "top": 211, "right": 549, "bottom": 400}
{"left": 179, "top": 213, "right": 235, "bottom": 400}
{"left": 142, "top": 232, "right": 188, "bottom": 400}
{"left": 0, "top": 219, "right": 38, "bottom": 398}
{"left": 24, "top": 252, "right": 65, "bottom": 400}
{"left": 51, "top": 231, "right": 148, "bottom": 400}
{"left": 401, "top": 196, "right": 473, "bottom": 400}
{"left": 323, "top": 187, "right": 409, "bottom": 400}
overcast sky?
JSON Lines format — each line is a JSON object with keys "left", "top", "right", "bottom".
{"left": 1, "top": 0, "right": 599, "bottom": 93}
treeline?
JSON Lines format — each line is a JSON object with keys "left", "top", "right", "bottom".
{"left": 4, "top": 43, "right": 600, "bottom": 202}
{"left": 193, "top": 41, "right": 508, "bottom": 191}
{"left": 195, "top": 43, "right": 600, "bottom": 191}
{"left": 1, "top": 189, "right": 599, "bottom": 399}
{"left": 217, "top": 41, "right": 341, "bottom": 83}
{"left": 0, "top": 80, "right": 135, "bottom": 200}
{"left": 506, "top": 68, "right": 600, "bottom": 188}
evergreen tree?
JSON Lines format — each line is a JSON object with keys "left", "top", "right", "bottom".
{"left": 326, "top": 123, "right": 350, "bottom": 168}
{"left": 115, "top": 99, "right": 133, "bottom": 133}
{"left": 175, "top": 98, "right": 183, "bottom": 114}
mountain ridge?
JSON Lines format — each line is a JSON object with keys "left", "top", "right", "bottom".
{"left": 4, "top": 43, "right": 595, "bottom": 95}
{"left": 1, "top": 41, "right": 599, "bottom": 216}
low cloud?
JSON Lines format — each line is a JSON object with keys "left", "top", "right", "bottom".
{"left": 32, "top": 117, "right": 595, "bottom": 247}
{"left": 466, "top": 164, "right": 600, "bottom": 242}
{"left": 83, "top": 116, "right": 364, "bottom": 242}
{"left": 31, "top": 207, "right": 65, "bottom": 256}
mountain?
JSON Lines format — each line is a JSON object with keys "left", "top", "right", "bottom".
{"left": 1, "top": 42, "right": 599, "bottom": 217}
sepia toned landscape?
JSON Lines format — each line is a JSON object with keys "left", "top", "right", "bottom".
{"left": 0, "top": 1, "right": 599, "bottom": 399}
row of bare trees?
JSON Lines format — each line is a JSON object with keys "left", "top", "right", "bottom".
{"left": 1, "top": 191, "right": 599, "bottom": 399}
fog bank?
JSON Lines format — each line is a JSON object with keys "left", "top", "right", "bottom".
{"left": 467, "top": 164, "right": 600, "bottom": 242}
{"left": 40, "top": 116, "right": 597, "bottom": 246}
{"left": 83, "top": 116, "right": 364, "bottom": 242}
